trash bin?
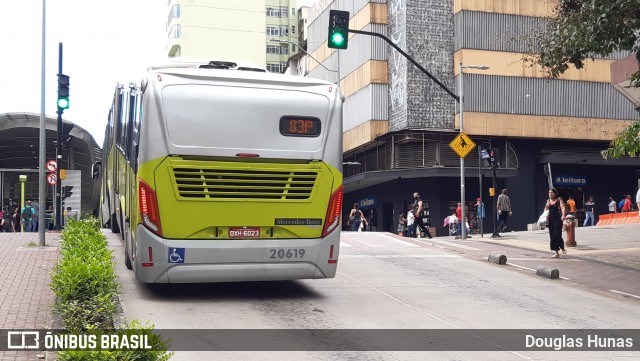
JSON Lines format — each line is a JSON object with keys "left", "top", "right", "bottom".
{"left": 563, "top": 214, "right": 577, "bottom": 247}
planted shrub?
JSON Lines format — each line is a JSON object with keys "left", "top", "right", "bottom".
{"left": 52, "top": 219, "right": 172, "bottom": 360}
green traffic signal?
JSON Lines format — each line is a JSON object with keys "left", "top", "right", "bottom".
{"left": 57, "top": 73, "right": 70, "bottom": 111}
{"left": 328, "top": 10, "right": 349, "bottom": 49}
{"left": 57, "top": 97, "right": 69, "bottom": 110}
{"left": 331, "top": 32, "right": 345, "bottom": 47}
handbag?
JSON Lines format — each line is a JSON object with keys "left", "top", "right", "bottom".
{"left": 537, "top": 209, "right": 549, "bottom": 227}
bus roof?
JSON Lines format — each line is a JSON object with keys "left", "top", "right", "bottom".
{"left": 146, "top": 58, "right": 337, "bottom": 88}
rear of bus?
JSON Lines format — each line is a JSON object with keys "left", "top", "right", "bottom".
{"left": 133, "top": 64, "right": 343, "bottom": 283}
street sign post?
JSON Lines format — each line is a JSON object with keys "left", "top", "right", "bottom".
{"left": 46, "top": 160, "right": 57, "bottom": 172}
{"left": 47, "top": 173, "right": 57, "bottom": 186}
{"left": 449, "top": 132, "right": 476, "bottom": 158}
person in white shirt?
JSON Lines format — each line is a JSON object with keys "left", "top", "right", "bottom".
{"left": 608, "top": 196, "right": 616, "bottom": 213}
{"left": 636, "top": 189, "right": 640, "bottom": 212}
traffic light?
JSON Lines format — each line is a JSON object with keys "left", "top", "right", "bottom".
{"left": 328, "top": 10, "right": 349, "bottom": 49}
{"left": 486, "top": 148, "right": 499, "bottom": 168}
{"left": 57, "top": 74, "right": 70, "bottom": 110}
{"left": 62, "top": 186, "right": 74, "bottom": 199}
{"left": 61, "top": 123, "right": 74, "bottom": 147}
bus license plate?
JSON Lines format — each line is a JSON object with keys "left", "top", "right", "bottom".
{"left": 229, "top": 227, "right": 260, "bottom": 238}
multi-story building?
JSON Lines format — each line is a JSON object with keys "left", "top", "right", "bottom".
{"left": 166, "top": 0, "right": 266, "bottom": 66}
{"left": 166, "top": 0, "right": 299, "bottom": 72}
{"left": 299, "top": 0, "right": 639, "bottom": 234}
{"left": 265, "top": 0, "right": 299, "bottom": 73}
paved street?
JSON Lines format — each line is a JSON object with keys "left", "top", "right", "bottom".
{"left": 112, "top": 225, "right": 640, "bottom": 361}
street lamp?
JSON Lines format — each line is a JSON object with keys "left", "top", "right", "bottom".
{"left": 458, "top": 63, "right": 489, "bottom": 240}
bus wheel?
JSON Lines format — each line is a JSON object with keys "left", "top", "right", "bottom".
{"left": 110, "top": 214, "right": 120, "bottom": 233}
{"left": 124, "top": 242, "right": 133, "bottom": 270}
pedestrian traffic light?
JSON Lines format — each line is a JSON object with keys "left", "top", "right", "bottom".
{"left": 328, "top": 10, "right": 349, "bottom": 49}
{"left": 57, "top": 74, "right": 70, "bottom": 110}
{"left": 62, "top": 186, "right": 73, "bottom": 199}
{"left": 486, "top": 148, "right": 499, "bottom": 168}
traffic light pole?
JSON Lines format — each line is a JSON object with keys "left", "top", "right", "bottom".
{"left": 55, "top": 42, "right": 63, "bottom": 230}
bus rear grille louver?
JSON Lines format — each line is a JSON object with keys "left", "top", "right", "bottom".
{"left": 172, "top": 167, "right": 318, "bottom": 200}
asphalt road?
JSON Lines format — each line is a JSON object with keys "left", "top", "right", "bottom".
{"left": 108, "top": 229, "right": 640, "bottom": 361}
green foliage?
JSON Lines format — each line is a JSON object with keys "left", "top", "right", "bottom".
{"left": 52, "top": 218, "right": 173, "bottom": 360}
{"left": 537, "top": 0, "right": 640, "bottom": 159}
{"left": 601, "top": 121, "right": 640, "bottom": 159}
{"left": 538, "top": 0, "right": 640, "bottom": 82}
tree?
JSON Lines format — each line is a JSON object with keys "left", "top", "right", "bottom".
{"left": 537, "top": 0, "right": 640, "bottom": 159}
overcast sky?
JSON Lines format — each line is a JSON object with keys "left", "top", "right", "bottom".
{"left": 1, "top": 0, "right": 166, "bottom": 145}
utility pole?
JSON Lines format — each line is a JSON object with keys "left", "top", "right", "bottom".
{"left": 38, "top": 0, "right": 47, "bottom": 245}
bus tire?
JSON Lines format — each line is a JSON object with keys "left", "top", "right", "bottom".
{"left": 124, "top": 243, "right": 133, "bottom": 270}
{"left": 110, "top": 214, "right": 120, "bottom": 233}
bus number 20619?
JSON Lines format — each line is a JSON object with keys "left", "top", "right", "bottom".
{"left": 270, "top": 248, "right": 305, "bottom": 259}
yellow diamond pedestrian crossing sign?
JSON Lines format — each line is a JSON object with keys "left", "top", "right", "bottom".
{"left": 449, "top": 132, "right": 476, "bottom": 158}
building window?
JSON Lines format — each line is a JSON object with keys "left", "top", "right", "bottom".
{"left": 280, "top": 26, "right": 289, "bottom": 35}
{"left": 267, "top": 7, "right": 288, "bottom": 17}
{"left": 291, "top": 25, "right": 295, "bottom": 33}
{"left": 267, "top": 45, "right": 279, "bottom": 54}
{"left": 166, "top": 4, "right": 181, "bottom": 28}
{"left": 266, "top": 63, "right": 281, "bottom": 73}
{"left": 168, "top": 24, "right": 181, "bottom": 39}
{"left": 267, "top": 26, "right": 279, "bottom": 36}
{"left": 280, "top": 45, "right": 288, "bottom": 55}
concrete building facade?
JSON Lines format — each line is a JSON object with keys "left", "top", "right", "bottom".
{"left": 300, "top": 0, "right": 640, "bottom": 235}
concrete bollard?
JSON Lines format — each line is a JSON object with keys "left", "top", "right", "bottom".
{"left": 488, "top": 252, "right": 507, "bottom": 265}
{"left": 536, "top": 265, "right": 559, "bottom": 279}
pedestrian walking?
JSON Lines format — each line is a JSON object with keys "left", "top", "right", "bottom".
{"left": 406, "top": 210, "right": 415, "bottom": 238}
{"left": 608, "top": 196, "right": 617, "bottom": 213}
{"left": 583, "top": 196, "right": 595, "bottom": 226}
{"left": 21, "top": 201, "right": 34, "bottom": 233}
{"left": 546, "top": 188, "right": 567, "bottom": 258}
{"left": 622, "top": 195, "right": 632, "bottom": 212}
{"left": 397, "top": 212, "right": 407, "bottom": 236}
{"left": 348, "top": 203, "right": 367, "bottom": 232}
{"left": 455, "top": 202, "right": 463, "bottom": 236}
{"left": 566, "top": 196, "right": 577, "bottom": 218}
{"left": 497, "top": 189, "right": 512, "bottom": 232}
{"left": 476, "top": 197, "right": 485, "bottom": 234}
{"left": 411, "top": 192, "right": 432, "bottom": 238}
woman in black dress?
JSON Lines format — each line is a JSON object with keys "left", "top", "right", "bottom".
{"left": 545, "top": 188, "right": 567, "bottom": 258}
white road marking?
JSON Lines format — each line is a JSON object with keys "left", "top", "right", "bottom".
{"left": 610, "top": 290, "right": 640, "bottom": 300}
{"left": 341, "top": 254, "right": 460, "bottom": 258}
{"left": 431, "top": 239, "right": 482, "bottom": 251}
{"left": 372, "top": 233, "right": 420, "bottom": 247}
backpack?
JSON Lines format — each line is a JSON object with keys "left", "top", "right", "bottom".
{"left": 21, "top": 206, "right": 32, "bottom": 221}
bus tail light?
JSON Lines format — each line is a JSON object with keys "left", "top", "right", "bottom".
{"left": 322, "top": 185, "right": 343, "bottom": 238}
{"left": 139, "top": 180, "right": 163, "bottom": 237}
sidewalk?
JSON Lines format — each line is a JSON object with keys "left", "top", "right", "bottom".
{"left": 427, "top": 223, "right": 640, "bottom": 300}
{"left": 0, "top": 232, "right": 60, "bottom": 361}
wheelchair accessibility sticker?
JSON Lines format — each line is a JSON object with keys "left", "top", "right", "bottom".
{"left": 168, "top": 247, "right": 185, "bottom": 263}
